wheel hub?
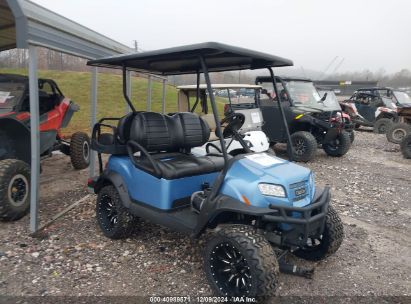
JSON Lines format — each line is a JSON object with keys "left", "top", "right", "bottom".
{"left": 393, "top": 129, "right": 406, "bottom": 141}
{"left": 7, "top": 174, "right": 28, "bottom": 207}
{"left": 100, "top": 194, "right": 118, "bottom": 230}
{"left": 294, "top": 139, "right": 306, "bottom": 155}
{"left": 82, "top": 141, "right": 90, "bottom": 161}
{"left": 210, "top": 243, "right": 252, "bottom": 295}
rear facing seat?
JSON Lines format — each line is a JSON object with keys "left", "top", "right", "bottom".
{"left": 127, "top": 112, "right": 225, "bottom": 179}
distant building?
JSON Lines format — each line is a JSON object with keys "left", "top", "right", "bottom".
{"left": 314, "top": 80, "right": 378, "bottom": 97}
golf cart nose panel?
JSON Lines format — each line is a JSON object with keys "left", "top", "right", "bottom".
{"left": 107, "top": 156, "right": 218, "bottom": 210}
{"left": 221, "top": 154, "right": 313, "bottom": 208}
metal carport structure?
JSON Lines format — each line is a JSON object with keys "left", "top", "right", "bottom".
{"left": 0, "top": 0, "right": 132, "bottom": 232}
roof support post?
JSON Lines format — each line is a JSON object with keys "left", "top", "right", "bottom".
{"left": 125, "top": 70, "right": 132, "bottom": 114}
{"left": 161, "top": 78, "right": 166, "bottom": 114}
{"left": 88, "top": 67, "right": 98, "bottom": 179}
{"left": 28, "top": 45, "right": 40, "bottom": 233}
{"left": 199, "top": 56, "right": 228, "bottom": 165}
{"left": 267, "top": 67, "right": 294, "bottom": 160}
{"left": 146, "top": 75, "right": 152, "bottom": 111}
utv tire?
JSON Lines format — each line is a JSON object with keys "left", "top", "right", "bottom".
{"left": 96, "top": 185, "right": 137, "bottom": 239}
{"left": 348, "top": 130, "right": 355, "bottom": 144}
{"left": 386, "top": 123, "right": 411, "bottom": 144}
{"left": 290, "top": 131, "right": 317, "bottom": 162}
{"left": 70, "top": 132, "right": 90, "bottom": 170}
{"left": 204, "top": 225, "right": 278, "bottom": 297}
{"left": 323, "top": 131, "right": 351, "bottom": 157}
{"left": 293, "top": 205, "right": 344, "bottom": 261}
{"left": 373, "top": 118, "right": 393, "bottom": 134}
{"left": 401, "top": 134, "right": 411, "bottom": 159}
{"left": 0, "top": 159, "right": 30, "bottom": 221}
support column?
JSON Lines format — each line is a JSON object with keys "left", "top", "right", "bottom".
{"left": 28, "top": 45, "right": 40, "bottom": 233}
{"left": 146, "top": 75, "right": 152, "bottom": 111}
{"left": 126, "top": 71, "right": 132, "bottom": 114}
{"left": 161, "top": 78, "right": 167, "bottom": 114}
{"left": 89, "top": 67, "right": 98, "bottom": 178}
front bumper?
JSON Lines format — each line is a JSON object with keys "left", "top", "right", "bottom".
{"left": 262, "top": 186, "right": 330, "bottom": 247}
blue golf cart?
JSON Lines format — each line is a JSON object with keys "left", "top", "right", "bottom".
{"left": 87, "top": 42, "right": 344, "bottom": 297}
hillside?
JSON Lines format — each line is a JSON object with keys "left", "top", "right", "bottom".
{"left": 1, "top": 69, "right": 225, "bottom": 136}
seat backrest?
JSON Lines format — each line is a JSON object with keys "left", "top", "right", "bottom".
{"left": 117, "top": 112, "right": 137, "bottom": 144}
{"left": 129, "top": 112, "right": 210, "bottom": 152}
{"left": 176, "top": 112, "right": 210, "bottom": 148}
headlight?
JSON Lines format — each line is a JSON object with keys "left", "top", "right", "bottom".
{"left": 258, "top": 183, "right": 286, "bottom": 197}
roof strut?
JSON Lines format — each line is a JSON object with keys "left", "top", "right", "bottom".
{"left": 190, "top": 71, "right": 201, "bottom": 112}
{"left": 122, "top": 65, "right": 136, "bottom": 112}
{"left": 199, "top": 56, "right": 229, "bottom": 166}
{"left": 268, "top": 67, "right": 294, "bottom": 161}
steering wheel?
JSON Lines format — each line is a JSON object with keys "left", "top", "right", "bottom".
{"left": 220, "top": 112, "right": 245, "bottom": 138}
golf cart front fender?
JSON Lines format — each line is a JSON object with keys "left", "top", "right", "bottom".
{"left": 93, "top": 170, "right": 133, "bottom": 208}
{"left": 193, "top": 194, "right": 274, "bottom": 237}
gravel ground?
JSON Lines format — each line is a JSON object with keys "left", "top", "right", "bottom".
{"left": 0, "top": 130, "right": 410, "bottom": 300}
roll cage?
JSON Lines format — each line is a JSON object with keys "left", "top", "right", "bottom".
{"left": 0, "top": 74, "right": 64, "bottom": 113}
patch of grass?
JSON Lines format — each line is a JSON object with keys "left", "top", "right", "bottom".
{"left": 0, "top": 68, "right": 225, "bottom": 136}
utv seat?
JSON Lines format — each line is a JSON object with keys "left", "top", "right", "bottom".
{"left": 127, "top": 112, "right": 225, "bottom": 179}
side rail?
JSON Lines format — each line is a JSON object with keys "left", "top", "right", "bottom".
{"left": 91, "top": 118, "right": 127, "bottom": 155}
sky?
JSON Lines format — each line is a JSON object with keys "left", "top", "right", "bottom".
{"left": 32, "top": 0, "right": 411, "bottom": 74}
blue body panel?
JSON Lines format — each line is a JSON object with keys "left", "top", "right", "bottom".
{"left": 107, "top": 156, "right": 218, "bottom": 210}
{"left": 107, "top": 153, "right": 314, "bottom": 212}
{"left": 220, "top": 154, "right": 314, "bottom": 208}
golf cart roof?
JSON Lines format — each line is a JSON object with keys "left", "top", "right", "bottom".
{"left": 256, "top": 76, "right": 312, "bottom": 83}
{"left": 177, "top": 84, "right": 262, "bottom": 90}
{"left": 87, "top": 42, "right": 293, "bottom": 75}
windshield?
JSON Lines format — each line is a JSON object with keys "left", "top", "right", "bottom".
{"left": 216, "top": 88, "right": 257, "bottom": 104}
{"left": 381, "top": 97, "right": 396, "bottom": 109}
{"left": 0, "top": 82, "right": 25, "bottom": 111}
{"left": 283, "top": 81, "right": 331, "bottom": 109}
{"left": 393, "top": 91, "right": 411, "bottom": 105}
{"left": 318, "top": 90, "right": 342, "bottom": 111}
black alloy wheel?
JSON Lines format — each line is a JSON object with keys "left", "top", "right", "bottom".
{"left": 209, "top": 243, "right": 252, "bottom": 296}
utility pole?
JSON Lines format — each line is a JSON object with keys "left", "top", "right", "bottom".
{"left": 133, "top": 40, "right": 138, "bottom": 52}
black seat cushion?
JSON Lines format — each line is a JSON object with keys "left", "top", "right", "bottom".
{"left": 117, "top": 112, "right": 138, "bottom": 144}
{"left": 135, "top": 153, "right": 225, "bottom": 179}
{"left": 176, "top": 112, "right": 210, "bottom": 149}
{"left": 126, "top": 111, "right": 223, "bottom": 179}
{"left": 129, "top": 112, "right": 210, "bottom": 152}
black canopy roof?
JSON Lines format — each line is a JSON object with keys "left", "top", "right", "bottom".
{"left": 256, "top": 76, "right": 312, "bottom": 83}
{"left": 87, "top": 42, "right": 293, "bottom": 75}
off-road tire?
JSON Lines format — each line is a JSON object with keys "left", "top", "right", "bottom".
{"left": 386, "top": 123, "right": 411, "bottom": 144}
{"left": 204, "top": 225, "right": 279, "bottom": 297}
{"left": 373, "top": 118, "right": 393, "bottom": 134}
{"left": 323, "top": 131, "right": 351, "bottom": 157}
{"left": 293, "top": 205, "right": 344, "bottom": 261}
{"left": 400, "top": 134, "right": 411, "bottom": 159}
{"left": 348, "top": 130, "right": 355, "bottom": 144}
{"left": 0, "top": 159, "right": 30, "bottom": 221}
{"left": 70, "top": 132, "right": 90, "bottom": 170}
{"left": 290, "top": 131, "right": 317, "bottom": 162}
{"left": 96, "top": 185, "right": 137, "bottom": 239}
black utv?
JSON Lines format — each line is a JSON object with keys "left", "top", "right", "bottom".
{"left": 255, "top": 77, "right": 351, "bottom": 162}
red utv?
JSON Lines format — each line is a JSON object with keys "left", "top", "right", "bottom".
{"left": 0, "top": 74, "right": 90, "bottom": 221}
